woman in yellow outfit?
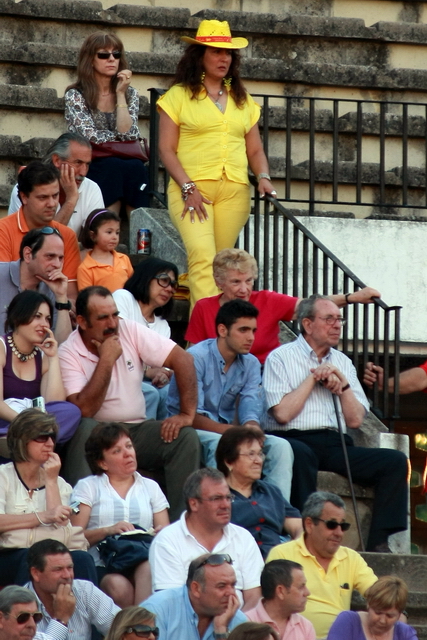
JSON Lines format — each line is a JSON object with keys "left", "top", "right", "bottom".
{"left": 157, "top": 19, "right": 276, "bottom": 308}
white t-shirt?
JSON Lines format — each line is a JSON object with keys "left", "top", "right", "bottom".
{"left": 149, "top": 511, "right": 264, "bottom": 604}
{"left": 8, "top": 178, "right": 104, "bottom": 235}
{"left": 72, "top": 472, "right": 169, "bottom": 565}
{"left": 112, "top": 289, "right": 171, "bottom": 337}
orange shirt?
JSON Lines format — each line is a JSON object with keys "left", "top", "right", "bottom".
{"left": 77, "top": 250, "right": 133, "bottom": 292}
{"left": 0, "top": 208, "right": 81, "bottom": 282}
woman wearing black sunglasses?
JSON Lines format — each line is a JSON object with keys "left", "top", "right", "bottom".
{"left": 65, "top": 31, "right": 149, "bottom": 217}
{"left": 113, "top": 257, "right": 179, "bottom": 420}
{"left": 105, "top": 607, "right": 159, "bottom": 640}
{"left": 0, "top": 410, "right": 93, "bottom": 587}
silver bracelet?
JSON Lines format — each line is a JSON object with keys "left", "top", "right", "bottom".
{"left": 34, "top": 511, "right": 50, "bottom": 527}
{"left": 257, "top": 172, "right": 271, "bottom": 181}
{"left": 181, "top": 182, "right": 196, "bottom": 201}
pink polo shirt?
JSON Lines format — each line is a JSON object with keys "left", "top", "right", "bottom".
{"left": 58, "top": 318, "right": 175, "bottom": 423}
{"left": 245, "top": 599, "right": 316, "bottom": 640}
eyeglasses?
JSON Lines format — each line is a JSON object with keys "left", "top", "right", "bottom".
{"left": 154, "top": 274, "right": 178, "bottom": 290}
{"left": 33, "top": 432, "right": 57, "bottom": 444}
{"left": 239, "top": 451, "right": 266, "bottom": 461}
{"left": 96, "top": 51, "right": 121, "bottom": 59}
{"left": 9, "top": 612, "right": 43, "bottom": 624}
{"left": 312, "top": 517, "right": 351, "bottom": 532}
{"left": 125, "top": 625, "right": 159, "bottom": 638}
{"left": 194, "top": 553, "right": 233, "bottom": 571}
{"left": 197, "top": 494, "right": 235, "bottom": 504}
{"left": 312, "top": 315, "right": 347, "bottom": 326}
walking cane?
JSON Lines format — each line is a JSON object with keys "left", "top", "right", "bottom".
{"left": 331, "top": 392, "right": 365, "bottom": 552}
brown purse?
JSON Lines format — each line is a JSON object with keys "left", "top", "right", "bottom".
{"left": 90, "top": 139, "right": 149, "bottom": 163}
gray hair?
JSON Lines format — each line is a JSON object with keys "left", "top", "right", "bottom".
{"left": 0, "top": 586, "right": 36, "bottom": 615}
{"left": 186, "top": 553, "right": 211, "bottom": 589}
{"left": 44, "top": 132, "right": 91, "bottom": 163}
{"left": 301, "top": 491, "right": 345, "bottom": 520}
{"left": 297, "top": 294, "right": 330, "bottom": 334}
{"left": 183, "top": 467, "right": 226, "bottom": 512}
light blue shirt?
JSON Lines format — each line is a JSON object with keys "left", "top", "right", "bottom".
{"left": 167, "top": 339, "right": 262, "bottom": 425}
{"left": 142, "top": 585, "right": 247, "bottom": 640}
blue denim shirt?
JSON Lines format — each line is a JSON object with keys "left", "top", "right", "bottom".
{"left": 142, "top": 585, "right": 247, "bottom": 640}
{"left": 167, "top": 339, "right": 262, "bottom": 424}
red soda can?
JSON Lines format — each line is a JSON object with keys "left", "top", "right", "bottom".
{"left": 137, "top": 228, "right": 151, "bottom": 254}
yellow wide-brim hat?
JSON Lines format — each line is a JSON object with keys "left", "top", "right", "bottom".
{"left": 181, "top": 20, "right": 248, "bottom": 49}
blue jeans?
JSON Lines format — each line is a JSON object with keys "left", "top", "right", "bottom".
{"left": 196, "top": 430, "right": 294, "bottom": 501}
{"left": 143, "top": 381, "right": 169, "bottom": 420}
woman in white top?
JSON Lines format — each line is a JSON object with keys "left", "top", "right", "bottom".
{"left": 71, "top": 422, "right": 169, "bottom": 607}
{"left": 0, "top": 410, "right": 94, "bottom": 586}
{"left": 112, "top": 257, "right": 179, "bottom": 420}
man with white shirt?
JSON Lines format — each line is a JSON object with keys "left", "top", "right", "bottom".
{"left": 149, "top": 468, "right": 264, "bottom": 611}
{"left": 9, "top": 132, "right": 103, "bottom": 235}
{"left": 262, "top": 294, "right": 408, "bottom": 552}
{"left": 25, "top": 540, "right": 119, "bottom": 640}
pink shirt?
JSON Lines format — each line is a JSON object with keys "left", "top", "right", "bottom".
{"left": 245, "top": 599, "right": 316, "bottom": 640}
{"left": 58, "top": 318, "right": 175, "bottom": 423}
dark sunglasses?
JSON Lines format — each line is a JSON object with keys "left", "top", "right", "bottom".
{"left": 96, "top": 51, "right": 121, "bottom": 59}
{"left": 312, "top": 517, "right": 351, "bottom": 532}
{"left": 10, "top": 612, "right": 43, "bottom": 624}
{"left": 194, "top": 553, "right": 233, "bottom": 571}
{"left": 36, "top": 227, "right": 62, "bottom": 238}
{"left": 125, "top": 625, "right": 159, "bottom": 638}
{"left": 154, "top": 273, "right": 178, "bottom": 291}
{"left": 33, "top": 432, "right": 57, "bottom": 444}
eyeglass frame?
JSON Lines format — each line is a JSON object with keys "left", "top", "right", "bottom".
{"left": 96, "top": 51, "right": 121, "bottom": 60}
{"left": 238, "top": 450, "right": 266, "bottom": 461}
{"left": 311, "top": 517, "right": 351, "bottom": 532}
{"left": 196, "top": 493, "right": 235, "bottom": 504}
{"left": 8, "top": 612, "right": 43, "bottom": 624}
{"left": 125, "top": 625, "right": 159, "bottom": 638}
{"left": 153, "top": 273, "right": 178, "bottom": 291}
{"left": 309, "top": 315, "right": 347, "bottom": 326}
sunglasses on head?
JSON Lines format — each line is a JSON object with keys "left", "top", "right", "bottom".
{"left": 194, "top": 553, "right": 233, "bottom": 571}
{"left": 32, "top": 432, "right": 57, "bottom": 444}
{"left": 96, "top": 51, "right": 121, "bottom": 59}
{"left": 154, "top": 273, "right": 178, "bottom": 291}
{"left": 125, "top": 625, "right": 159, "bottom": 638}
{"left": 10, "top": 612, "right": 43, "bottom": 624}
{"left": 312, "top": 517, "right": 351, "bottom": 532}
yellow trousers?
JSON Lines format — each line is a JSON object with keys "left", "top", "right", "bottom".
{"left": 168, "top": 175, "right": 250, "bottom": 309}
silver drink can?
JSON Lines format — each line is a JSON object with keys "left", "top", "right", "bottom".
{"left": 137, "top": 228, "right": 151, "bottom": 254}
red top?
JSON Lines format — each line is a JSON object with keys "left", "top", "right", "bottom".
{"left": 185, "top": 290, "right": 299, "bottom": 364}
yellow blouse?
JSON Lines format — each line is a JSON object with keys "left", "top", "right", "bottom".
{"left": 157, "top": 84, "right": 260, "bottom": 185}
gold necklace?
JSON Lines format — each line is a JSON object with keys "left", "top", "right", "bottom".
{"left": 7, "top": 334, "right": 38, "bottom": 362}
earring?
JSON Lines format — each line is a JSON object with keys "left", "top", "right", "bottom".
{"left": 223, "top": 77, "right": 232, "bottom": 89}
{"left": 227, "top": 466, "right": 233, "bottom": 473}
{"left": 201, "top": 71, "right": 206, "bottom": 83}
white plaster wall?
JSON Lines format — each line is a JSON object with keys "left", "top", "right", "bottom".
{"left": 298, "top": 217, "right": 427, "bottom": 345}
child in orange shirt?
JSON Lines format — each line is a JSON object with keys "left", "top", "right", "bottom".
{"left": 77, "top": 208, "right": 133, "bottom": 292}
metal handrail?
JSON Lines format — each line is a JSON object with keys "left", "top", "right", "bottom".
{"left": 148, "top": 87, "right": 402, "bottom": 424}
{"left": 244, "top": 190, "right": 401, "bottom": 424}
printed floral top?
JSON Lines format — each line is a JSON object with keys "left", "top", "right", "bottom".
{"left": 64, "top": 86, "right": 140, "bottom": 144}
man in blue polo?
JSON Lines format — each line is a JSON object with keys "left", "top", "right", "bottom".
{"left": 167, "top": 299, "right": 294, "bottom": 500}
{"left": 142, "top": 553, "right": 247, "bottom": 640}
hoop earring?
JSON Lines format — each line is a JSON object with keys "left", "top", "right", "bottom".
{"left": 223, "top": 77, "right": 232, "bottom": 89}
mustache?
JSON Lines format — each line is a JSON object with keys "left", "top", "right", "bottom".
{"left": 103, "top": 328, "right": 117, "bottom": 336}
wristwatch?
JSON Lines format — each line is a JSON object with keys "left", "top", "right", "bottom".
{"left": 213, "top": 633, "right": 229, "bottom": 639}
{"left": 55, "top": 300, "right": 72, "bottom": 311}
